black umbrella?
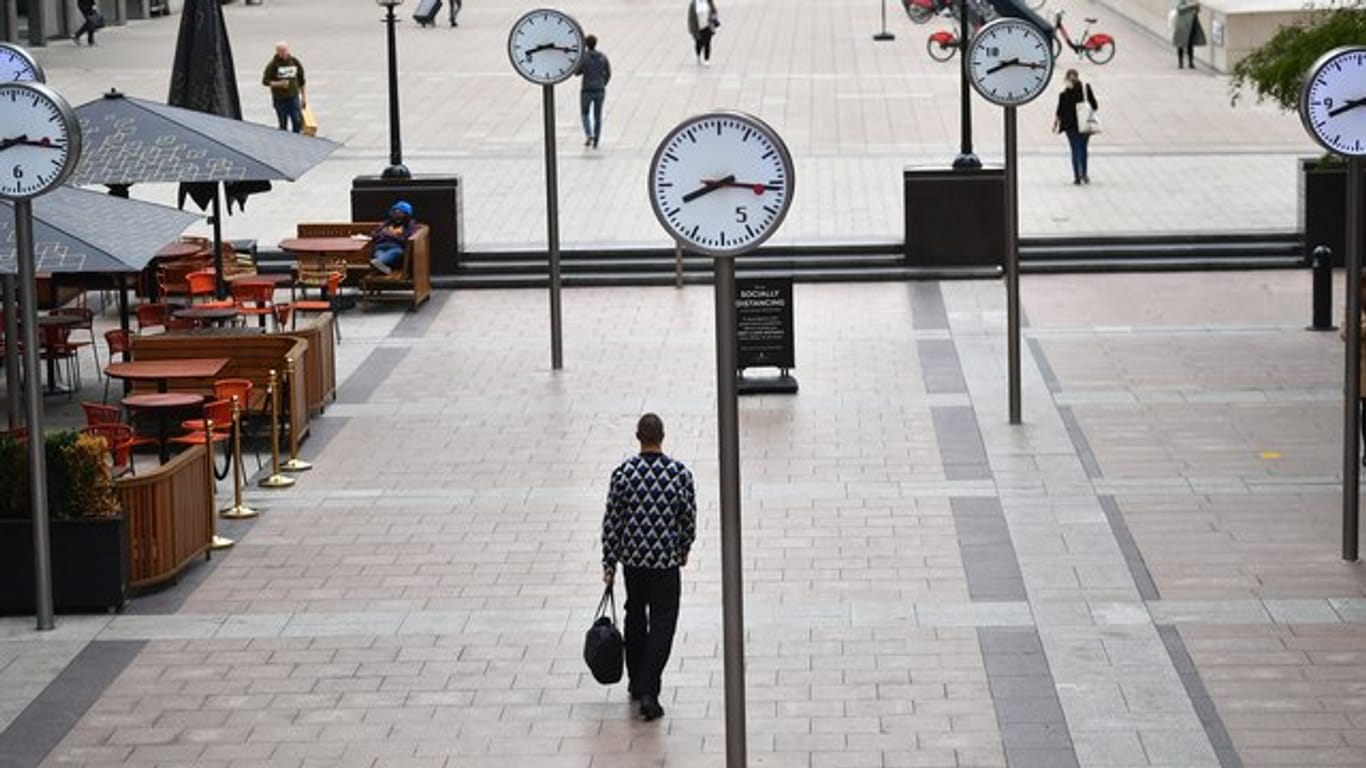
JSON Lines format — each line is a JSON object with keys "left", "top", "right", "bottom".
{"left": 66, "top": 91, "right": 339, "bottom": 295}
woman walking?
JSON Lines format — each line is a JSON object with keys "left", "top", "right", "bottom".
{"left": 687, "top": 0, "right": 719, "bottom": 66}
{"left": 1054, "top": 69, "right": 1099, "bottom": 185}
{"left": 1170, "top": 0, "right": 1206, "bottom": 69}
{"left": 73, "top": 0, "right": 100, "bottom": 46}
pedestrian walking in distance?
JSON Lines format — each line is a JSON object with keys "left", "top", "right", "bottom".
{"left": 1054, "top": 69, "right": 1099, "bottom": 185}
{"left": 449, "top": 0, "right": 462, "bottom": 27}
{"left": 687, "top": 0, "right": 720, "bottom": 66}
{"left": 601, "top": 413, "right": 696, "bottom": 722}
{"left": 262, "top": 42, "right": 308, "bottom": 133}
{"left": 575, "top": 34, "right": 611, "bottom": 148}
{"left": 73, "top": 0, "right": 100, "bottom": 46}
{"left": 1170, "top": 0, "right": 1206, "bottom": 69}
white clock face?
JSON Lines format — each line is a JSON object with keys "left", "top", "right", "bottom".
{"left": 649, "top": 111, "right": 795, "bottom": 257}
{"left": 507, "top": 9, "right": 584, "bottom": 85}
{"left": 967, "top": 19, "right": 1054, "bottom": 107}
{"left": 1301, "top": 46, "right": 1366, "bottom": 157}
{"left": 0, "top": 82, "right": 79, "bottom": 200}
{"left": 0, "top": 43, "right": 43, "bottom": 83}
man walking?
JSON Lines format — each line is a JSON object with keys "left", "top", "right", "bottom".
{"left": 602, "top": 413, "right": 696, "bottom": 722}
{"left": 262, "top": 42, "right": 307, "bottom": 133}
{"left": 575, "top": 34, "right": 611, "bottom": 148}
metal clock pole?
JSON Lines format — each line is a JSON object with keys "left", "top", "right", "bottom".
{"left": 953, "top": 0, "right": 979, "bottom": 168}
{"left": 1004, "top": 105, "right": 1021, "bottom": 424}
{"left": 543, "top": 83, "right": 564, "bottom": 371}
{"left": 873, "top": 0, "right": 895, "bottom": 41}
{"left": 1345, "top": 154, "right": 1362, "bottom": 562}
{"left": 713, "top": 253, "right": 747, "bottom": 768}
{"left": 14, "top": 198, "right": 54, "bottom": 630}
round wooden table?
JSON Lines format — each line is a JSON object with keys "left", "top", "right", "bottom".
{"left": 229, "top": 273, "right": 293, "bottom": 286}
{"left": 173, "top": 306, "right": 240, "bottom": 327}
{"left": 122, "top": 392, "right": 205, "bottom": 463}
{"left": 35, "top": 314, "right": 82, "bottom": 396}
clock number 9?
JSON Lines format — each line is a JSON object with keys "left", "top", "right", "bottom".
{"left": 11, "top": 165, "right": 21, "bottom": 180}
{"left": 735, "top": 206, "right": 748, "bottom": 224}
{"left": 1325, "top": 97, "right": 1335, "bottom": 110}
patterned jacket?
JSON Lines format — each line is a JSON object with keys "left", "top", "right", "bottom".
{"left": 602, "top": 453, "right": 696, "bottom": 570}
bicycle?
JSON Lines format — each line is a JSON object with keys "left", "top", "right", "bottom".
{"left": 904, "top": 0, "right": 1043, "bottom": 24}
{"left": 1051, "top": 9, "right": 1116, "bottom": 65}
{"left": 923, "top": 0, "right": 993, "bottom": 62}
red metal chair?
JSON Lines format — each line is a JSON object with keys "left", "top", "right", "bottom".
{"left": 135, "top": 302, "right": 171, "bottom": 334}
{"left": 186, "top": 270, "right": 235, "bottom": 308}
{"left": 51, "top": 306, "right": 98, "bottom": 372}
{"left": 291, "top": 271, "right": 343, "bottom": 344}
{"left": 230, "top": 280, "right": 276, "bottom": 329}
{"left": 102, "top": 329, "right": 132, "bottom": 403}
{"left": 211, "top": 378, "right": 261, "bottom": 469}
{"left": 82, "top": 401, "right": 157, "bottom": 453}
{"left": 81, "top": 423, "right": 136, "bottom": 477}
{"left": 39, "top": 323, "right": 80, "bottom": 395}
{"left": 169, "top": 399, "right": 234, "bottom": 476}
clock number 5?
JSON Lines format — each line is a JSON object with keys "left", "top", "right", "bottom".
{"left": 735, "top": 206, "right": 748, "bottom": 224}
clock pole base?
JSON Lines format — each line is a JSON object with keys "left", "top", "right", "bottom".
{"left": 873, "top": 33, "right": 895, "bottom": 41}
{"left": 952, "top": 153, "right": 982, "bottom": 169}
{"left": 738, "top": 373, "right": 798, "bottom": 396}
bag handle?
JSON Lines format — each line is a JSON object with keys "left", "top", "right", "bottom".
{"left": 595, "top": 583, "right": 617, "bottom": 624}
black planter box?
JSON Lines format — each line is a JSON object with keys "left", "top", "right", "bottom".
{"left": 1299, "top": 159, "right": 1366, "bottom": 267}
{"left": 0, "top": 517, "right": 128, "bottom": 615}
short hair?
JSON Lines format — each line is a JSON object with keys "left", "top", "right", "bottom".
{"left": 636, "top": 413, "right": 664, "bottom": 445}
{"left": 585, "top": 34, "right": 598, "bottom": 50}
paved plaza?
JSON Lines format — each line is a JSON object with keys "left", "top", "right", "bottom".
{"left": 3, "top": 1, "right": 1366, "bottom": 767}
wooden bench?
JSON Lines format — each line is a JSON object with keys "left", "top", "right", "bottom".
{"left": 296, "top": 222, "right": 431, "bottom": 310}
{"left": 129, "top": 333, "right": 312, "bottom": 445}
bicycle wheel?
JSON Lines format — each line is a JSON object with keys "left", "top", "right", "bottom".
{"left": 1086, "top": 39, "right": 1116, "bottom": 65}
{"left": 926, "top": 36, "right": 957, "bottom": 62}
{"left": 903, "top": 0, "right": 934, "bottom": 24}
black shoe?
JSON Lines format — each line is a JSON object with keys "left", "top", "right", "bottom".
{"left": 1081, "top": 175, "right": 1090, "bottom": 184}
{"left": 1073, "top": 179, "right": 1081, "bottom": 185}
{"left": 591, "top": 136, "right": 599, "bottom": 148}
{"left": 72, "top": 35, "right": 81, "bottom": 46}
{"left": 639, "top": 694, "right": 664, "bottom": 721}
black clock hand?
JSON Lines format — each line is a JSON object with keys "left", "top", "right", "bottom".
{"left": 681, "top": 174, "right": 736, "bottom": 203}
{"left": 0, "top": 134, "right": 29, "bottom": 151}
{"left": 1327, "top": 97, "right": 1366, "bottom": 118}
{"left": 986, "top": 58, "right": 1020, "bottom": 75}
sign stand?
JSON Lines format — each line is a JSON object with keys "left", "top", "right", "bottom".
{"left": 735, "top": 276, "right": 797, "bottom": 394}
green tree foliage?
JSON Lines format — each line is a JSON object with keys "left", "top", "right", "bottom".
{"left": 1231, "top": 3, "right": 1366, "bottom": 110}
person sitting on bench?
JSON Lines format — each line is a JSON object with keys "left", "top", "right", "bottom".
{"left": 368, "top": 200, "right": 417, "bottom": 275}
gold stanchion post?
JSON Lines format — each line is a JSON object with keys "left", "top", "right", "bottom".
{"left": 205, "top": 416, "right": 235, "bottom": 550}
{"left": 280, "top": 358, "right": 312, "bottom": 472}
{"left": 258, "top": 369, "right": 296, "bottom": 489}
{"left": 221, "top": 395, "right": 260, "bottom": 518}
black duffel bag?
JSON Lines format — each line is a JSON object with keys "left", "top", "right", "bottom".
{"left": 583, "top": 584, "right": 623, "bottom": 685}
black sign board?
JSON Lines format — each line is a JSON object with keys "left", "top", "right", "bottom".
{"left": 735, "top": 277, "right": 794, "bottom": 370}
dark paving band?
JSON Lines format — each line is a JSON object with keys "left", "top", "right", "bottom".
{"left": 1056, "top": 405, "right": 1103, "bottom": 480}
{"left": 1157, "top": 625, "right": 1246, "bottom": 768}
{"left": 978, "top": 627, "right": 1081, "bottom": 768}
{"left": 389, "top": 289, "right": 450, "bottom": 338}
{"left": 932, "top": 406, "right": 991, "bottom": 481}
{"left": 335, "top": 346, "right": 410, "bottom": 404}
{"left": 1099, "top": 495, "right": 1161, "bottom": 602}
{"left": 952, "top": 497, "right": 1028, "bottom": 602}
{"left": 0, "top": 641, "right": 145, "bottom": 768}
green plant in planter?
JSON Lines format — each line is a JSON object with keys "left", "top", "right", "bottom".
{"left": 1230, "top": 2, "right": 1366, "bottom": 114}
{"left": 0, "top": 430, "right": 121, "bottom": 521}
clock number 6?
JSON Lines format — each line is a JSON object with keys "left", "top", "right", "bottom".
{"left": 735, "top": 206, "right": 748, "bottom": 224}
{"left": 11, "top": 165, "right": 21, "bottom": 180}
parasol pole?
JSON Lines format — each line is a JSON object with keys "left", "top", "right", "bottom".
{"left": 3, "top": 275, "right": 20, "bottom": 429}
{"left": 210, "top": 185, "right": 227, "bottom": 299}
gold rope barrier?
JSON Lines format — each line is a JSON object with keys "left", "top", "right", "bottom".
{"left": 258, "top": 369, "right": 296, "bottom": 489}
{"left": 221, "top": 395, "right": 260, "bottom": 518}
{"left": 280, "top": 357, "right": 312, "bottom": 472}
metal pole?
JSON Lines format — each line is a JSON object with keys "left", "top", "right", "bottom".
{"left": 211, "top": 187, "right": 227, "bottom": 299}
{"left": 382, "top": 3, "right": 410, "bottom": 179}
{"left": 952, "top": 0, "right": 979, "bottom": 168}
{"left": 27, "top": 0, "right": 44, "bottom": 48}
{"left": 1309, "top": 245, "right": 1336, "bottom": 332}
{"left": 674, "top": 240, "right": 684, "bottom": 289}
{"left": 713, "top": 256, "right": 747, "bottom": 767}
{"left": 544, "top": 84, "right": 563, "bottom": 371}
{"left": 1005, "top": 106, "right": 1021, "bottom": 424}
{"left": 3, "top": 274, "right": 20, "bottom": 429}
{"left": 15, "top": 199, "right": 53, "bottom": 630}
{"left": 1344, "top": 156, "right": 1362, "bottom": 563}
{"left": 873, "top": 0, "right": 895, "bottom": 41}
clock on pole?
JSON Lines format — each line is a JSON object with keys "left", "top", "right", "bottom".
{"left": 1300, "top": 45, "right": 1366, "bottom": 561}
{"left": 0, "top": 43, "right": 43, "bottom": 83}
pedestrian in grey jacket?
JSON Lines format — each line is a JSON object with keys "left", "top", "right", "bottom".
{"left": 1170, "top": 0, "right": 1205, "bottom": 69}
{"left": 575, "top": 34, "right": 611, "bottom": 148}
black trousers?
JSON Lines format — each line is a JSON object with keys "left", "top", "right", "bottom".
{"left": 694, "top": 29, "right": 714, "bottom": 60}
{"left": 623, "top": 566, "right": 681, "bottom": 697}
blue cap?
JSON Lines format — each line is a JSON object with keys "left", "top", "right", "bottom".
{"left": 391, "top": 200, "right": 413, "bottom": 217}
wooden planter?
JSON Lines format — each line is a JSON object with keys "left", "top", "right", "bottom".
{"left": 114, "top": 444, "right": 213, "bottom": 590}
{"left": 0, "top": 517, "right": 128, "bottom": 615}
{"left": 1299, "top": 159, "right": 1366, "bottom": 267}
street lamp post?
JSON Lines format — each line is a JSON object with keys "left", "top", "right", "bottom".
{"left": 377, "top": 0, "right": 410, "bottom": 179}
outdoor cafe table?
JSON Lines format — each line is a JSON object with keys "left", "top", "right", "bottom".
{"left": 280, "top": 237, "right": 368, "bottom": 294}
{"left": 121, "top": 392, "right": 205, "bottom": 463}
{"left": 104, "top": 357, "right": 229, "bottom": 393}
{"left": 172, "top": 306, "right": 240, "bottom": 328}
